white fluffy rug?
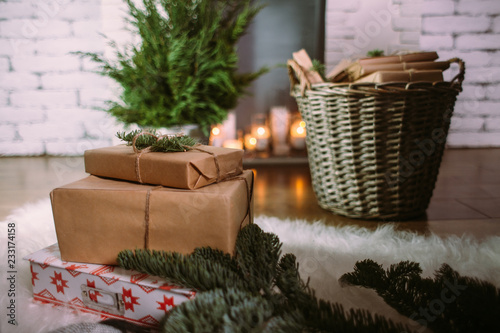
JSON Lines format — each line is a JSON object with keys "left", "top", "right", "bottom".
{"left": 1, "top": 199, "right": 499, "bottom": 333}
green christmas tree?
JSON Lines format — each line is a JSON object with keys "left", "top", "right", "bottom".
{"left": 77, "top": 0, "right": 268, "bottom": 135}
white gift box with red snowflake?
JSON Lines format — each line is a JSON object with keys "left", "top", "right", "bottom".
{"left": 24, "top": 244, "right": 196, "bottom": 328}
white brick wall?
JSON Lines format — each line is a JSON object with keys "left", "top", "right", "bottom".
{"left": 326, "top": 0, "right": 422, "bottom": 72}
{"left": 325, "top": 0, "right": 500, "bottom": 147}
{"left": 0, "top": 0, "right": 116, "bottom": 156}
{"left": 419, "top": 0, "right": 500, "bottom": 147}
{"left": 1, "top": 0, "right": 499, "bottom": 155}
{"left": 325, "top": 0, "right": 414, "bottom": 69}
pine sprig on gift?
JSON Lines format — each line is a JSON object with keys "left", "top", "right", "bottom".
{"left": 311, "top": 59, "right": 327, "bottom": 81}
{"left": 117, "top": 224, "right": 413, "bottom": 333}
{"left": 116, "top": 130, "right": 198, "bottom": 152}
{"left": 340, "top": 259, "right": 500, "bottom": 333}
{"left": 75, "top": 0, "right": 268, "bottom": 135}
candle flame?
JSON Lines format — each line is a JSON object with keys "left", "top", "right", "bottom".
{"left": 257, "top": 127, "right": 266, "bottom": 136}
{"left": 296, "top": 126, "right": 305, "bottom": 135}
{"left": 211, "top": 127, "right": 221, "bottom": 136}
{"left": 249, "top": 137, "right": 257, "bottom": 145}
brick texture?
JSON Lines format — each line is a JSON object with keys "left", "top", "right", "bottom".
{"left": 422, "top": 16, "right": 490, "bottom": 34}
{"left": 419, "top": 0, "right": 500, "bottom": 147}
{"left": 421, "top": 0, "right": 454, "bottom": 16}
{"left": 1, "top": 0, "right": 499, "bottom": 155}
{"left": 0, "top": 90, "right": 8, "bottom": 106}
{"left": 0, "top": 0, "right": 116, "bottom": 156}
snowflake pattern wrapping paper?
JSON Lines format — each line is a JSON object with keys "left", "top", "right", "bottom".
{"left": 24, "top": 244, "right": 195, "bottom": 328}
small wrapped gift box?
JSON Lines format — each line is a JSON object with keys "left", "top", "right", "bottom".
{"left": 51, "top": 170, "right": 254, "bottom": 265}
{"left": 24, "top": 244, "right": 195, "bottom": 328}
{"left": 358, "top": 61, "right": 450, "bottom": 75}
{"left": 344, "top": 61, "right": 449, "bottom": 82}
{"left": 354, "top": 70, "right": 444, "bottom": 83}
{"left": 357, "top": 51, "right": 438, "bottom": 66}
{"left": 84, "top": 144, "right": 244, "bottom": 189}
{"left": 292, "top": 48, "right": 324, "bottom": 84}
{"left": 328, "top": 51, "right": 440, "bottom": 83}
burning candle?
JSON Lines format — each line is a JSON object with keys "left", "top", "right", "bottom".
{"left": 290, "top": 118, "right": 306, "bottom": 150}
{"left": 223, "top": 139, "right": 244, "bottom": 150}
{"left": 253, "top": 125, "right": 270, "bottom": 151}
{"left": 244, "top": 134, "right": 257, "bottom": 151}
{"left": 209, "top": 125, "right": 224, "bottom": 147}
{"left": 270, "top": 106, "right": 290, "bottom": 156}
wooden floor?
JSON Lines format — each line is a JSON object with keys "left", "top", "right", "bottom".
{"left": 1, "top": 148, "right": 499, "bottom": 240}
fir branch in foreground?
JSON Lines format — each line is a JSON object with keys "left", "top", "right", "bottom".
{"left": 117, "top": 249, "right": 247, "bottom": 292}
{"left": 275, "top": 253, "right": 410, "bottom": 333}
{"left": 340, "top": 259, "right": 500, "bottom": 333}
{"left": 118, "top": 224, "right": 413, "bottom": 333}
{"left": 160, "top": 288, "right": 296, "bottom": 333}
{"left": 116, "top": 130, "right": 198, "bottom": 152}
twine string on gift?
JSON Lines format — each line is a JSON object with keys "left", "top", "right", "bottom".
{"left": 132, "top": 131, "right": 222, "bottom": 185}
{"left": 219, "top": 171, "right": 254, "bottom": 229}
{"left": 141, "top": 172, "right": 254, "bottom": 252}
{"left": 132, "top": 131, "right": 185, "bottom": 184}
{"left": 143, "top": 186, "right": 162, "bottom": 249}
{"left": 184, "top": 144, "right": 222, "bottom": 183}
{"left": 408, "top": 69, "right": 414, "bottom": 82}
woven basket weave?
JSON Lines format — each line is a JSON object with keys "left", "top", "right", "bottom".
{"left": 288, "top": 58, "right": 465, "bottom": 220}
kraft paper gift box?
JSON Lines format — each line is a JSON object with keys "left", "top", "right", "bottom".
{"left": 357, "top": 51, "right": 438, "bottom": 66}
{"left": 292, "top": 48, "right": 324, "bottom": 84}
{"left": 328, "top": 51, "right": 440, "bottom": 82}
{"left": 24, "top": 244, "right": 195, "bottom": 328}
{"left": 84, "top": 144, "right": 244, "bottom": 189}
{"left": 51, "top": 170, "right": 254, "bottom": 265}
{"left": 344, "top": 61, "right": 449, "bottom": 82}
{"left": 357, "top": 61, "right": 449, "bottom": 75}
{"left": 353, "top": 70, "right": 444, "bottom": 84}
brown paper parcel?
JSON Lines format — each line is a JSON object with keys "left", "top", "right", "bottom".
{"left": 354, "top": 70, "right": 444, "bottom": 83}
{"left": 84, "top": 144, "right": 244, "bottom": 189}
{"left": 51, "top": 170, "right": 254, "bottom": 265}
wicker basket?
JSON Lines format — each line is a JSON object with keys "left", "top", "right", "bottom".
{"left": 288, "top": 58, "right": 465, "bottom": 220}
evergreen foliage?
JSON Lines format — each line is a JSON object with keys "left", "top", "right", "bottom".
{"left": 366, "top": 49, "right": 385, "bottom": 57}
{"left": 76, "top": 0, "right": 268, "bottom": 135}
{"left": 116, "top": 129, "right": 198, "bottom": 152}
{"left": 118, "top": 224, "right": 412, "bottom": 332}
{"left": 340, "top": 259, "right": 500, "bottom": 333}
{"left": 311, "top": 59, "right": 326, "bottom": 81}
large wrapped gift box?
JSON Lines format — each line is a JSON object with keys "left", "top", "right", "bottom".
{"left": 24, "top": 244, "right": 195, "bottom": 328}
{"left": 51, "top": 170, "right": 254, "bottom": 265}
{"left": 84, "top": 144, "right": 244, "bottom": 189}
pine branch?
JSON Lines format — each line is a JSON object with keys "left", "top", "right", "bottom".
{"left": 116, "top": 130, "right": 198, "bottom": 152}
{"left": 275, "top": 254, "right": 410, "bottom": 333}
{"left": 118, "top": 224, "right": 414, "bottom": 333}
{"left": 311, "top": 59, "right": 326, "bottom": 81}
{"left": 161, "top": 288, "right": 301, "bottom": 333}
{"left": 76, "top": 0, "right": 268, "bottom": 135}
{"left": 340, "top": 259, "right": 500, "bottom": 333}
{"left": 234, "top": 223, "right": 282, "bottom": 295}
{"left": 367, "top": 49, "right": 384, "bottom": 57}
{"left": 117, "top": 249, "right": 247, "bottom": 292}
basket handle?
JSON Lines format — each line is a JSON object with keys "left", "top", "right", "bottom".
{"left": 287, "top": 59, "right": 311, "bottom": 95}
{"left": 448, "top": 58, "right": 465, "bottom": 87}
